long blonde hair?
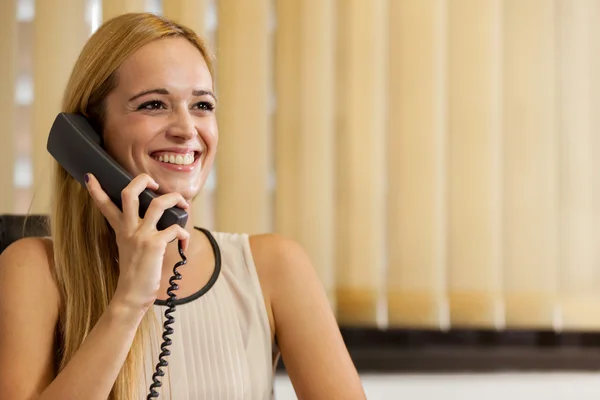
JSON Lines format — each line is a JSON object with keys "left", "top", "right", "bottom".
{"left": 50, "top": 13, "right": 214, "bottom": 400}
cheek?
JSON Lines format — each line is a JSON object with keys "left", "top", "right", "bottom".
{"left": 102, "top": 130, "right": 125, "bottom": 161}
{"left": 203, "top": 123, "right": 219, "bottom": 150}
{"left": 104, "top": 114, "right": 159, "bottom": 153}
{"left": 102, "top": 126, "right": 144, "bottom": 170}
{"left": 102, "top": 113, "right": 131, "bottom": 158}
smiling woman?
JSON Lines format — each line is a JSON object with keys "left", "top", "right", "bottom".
{"left": 100, "top": 35, "right": 217, "bottom": 199}
{"left": 0, "top": 12, "right": 365, "bottom": 400}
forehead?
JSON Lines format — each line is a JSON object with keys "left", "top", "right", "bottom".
{"left": 115, "top": 36, "right": 212, "bottom": 92}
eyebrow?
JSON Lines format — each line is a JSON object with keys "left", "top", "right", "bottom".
{"left": 128, "top": 88, "right": 217, "bottom": 102}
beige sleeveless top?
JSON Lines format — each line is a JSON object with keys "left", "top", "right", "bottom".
{"left": 137, "top": 229, "right": 281, "bottom": 399}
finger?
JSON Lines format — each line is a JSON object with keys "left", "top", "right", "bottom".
{"left": 121, "top": 174, "right": 159, "bottom": 232}
{"left": 141, "top": 193, "right": 190, "bottom": 230}
{"left": 155, "top": 225, "right": 190, "bottom": 253}
{"left": 85, "top": 173, "right": 122, "bottom": 230}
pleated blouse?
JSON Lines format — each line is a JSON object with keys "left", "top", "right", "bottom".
{"left": 137, "top": 229, "right": 281, "bottom": 399}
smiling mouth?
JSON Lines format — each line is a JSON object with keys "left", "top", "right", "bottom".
{"left": 151, "top": 151, "right": 200, "bottom": 166}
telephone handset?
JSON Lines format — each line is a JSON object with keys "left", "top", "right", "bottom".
{"left": 47, "top": 112, "right": 188, "bottom": 230}
{"left": 46, "top": 112, "right": 185, "bottom": 399}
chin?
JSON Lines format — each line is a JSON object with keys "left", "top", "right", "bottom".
{"left": 156, "top": 184, "right": 200, "bottom": 200}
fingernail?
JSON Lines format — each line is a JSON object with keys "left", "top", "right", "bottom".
{"left": 84, "top": 173, "right": 90, "bottom": 183}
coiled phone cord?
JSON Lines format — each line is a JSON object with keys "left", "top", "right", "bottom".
{"left": 146, "top": 240, "right": 186, "bottom": 399}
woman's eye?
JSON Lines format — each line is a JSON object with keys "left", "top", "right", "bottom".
{"left": 194, "top": 101, "right": 215, "bottom": 111}
{"left": 138, "top": 100, "right": 165, "bottom": 110}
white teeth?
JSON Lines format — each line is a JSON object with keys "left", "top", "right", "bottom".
{"left": 153, "top": 152, "right": 195, "bottom": 166}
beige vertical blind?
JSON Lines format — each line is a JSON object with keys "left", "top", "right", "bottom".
{"left": 447, "top": 0, "right": 502, "bottom": 328}
{"left": 214, "top": 0, "right": 271, "bottom": 234}
{"left": 162, "top": 0, "right": 207, "bottom": 32}
{"left": 385, "top": 0, "right": 448, "bottom": 328}
{"left": 103, "top": 0, "right": 146, "bottom": 22}
{"left": 3, "top": 0, "right": 600, "bottom": 331}
{"left": 0, "top": 0, "right": 17, "bottom": 214}
{"left": 335, "top": 0, "right": 387, "bottom": 326}
{"left": 558, "top": 0, "right": 600, "bottom": 330}
{"left": 30, "top": 0, "right": 88, "bottom": 215}
{"left": 386, "top": 0, "right": 447, "bottom": 329}
{"left": 502, "top": 0, "right": 558, "bottom": 328}
{"left": 273, "top": 0, "right": 336, "bottom": 305}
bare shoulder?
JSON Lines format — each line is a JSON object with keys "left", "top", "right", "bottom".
{"left": 0, "top": 235, "right": 55, "bottom": 262}
{"left": 248, "top": 233, "right": 365, "bottom": 400}
{"left": 0, "top": 236, "right": 58, "bottom": 303}
{"left": 247, "top": 233, "right": 317, "bottom": 308}
{"left": 247, "top": 233, "right": 311, "bottom": 339}
{"left": 248, "top": 233, "right": 311, "bottom": 275}
{"left": 0, "top": 235, "right": 60, "bottom": 321}
{"left": 0, "top": 236, "right": 60, "bottom": 397}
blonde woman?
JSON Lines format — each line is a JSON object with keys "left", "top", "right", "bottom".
{"left": 0, "top": 13, "right": 365, "bottom": 400}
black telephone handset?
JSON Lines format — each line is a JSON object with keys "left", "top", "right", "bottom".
{"left": 47, "top": 112, "right": 185, "bottom": 399}
{"left": 47, "top": 112, "right": 188, "bottom": 230}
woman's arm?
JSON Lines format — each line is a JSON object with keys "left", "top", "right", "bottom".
{"left": 0, "top": 237, "right": 146, "bottom": 400}
{"left": 250, "top": 234, "right": 366, "bottom": 400}
{"left": 0, "top": 173, "right": 191, "bottom": 400}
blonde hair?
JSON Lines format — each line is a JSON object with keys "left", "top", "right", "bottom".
{"left": 50, "top": 13, "right": 214, "bottom": 400}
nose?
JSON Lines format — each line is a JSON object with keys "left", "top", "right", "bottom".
{"left": 167, "top": 107, "right": 196, "bottom": 141}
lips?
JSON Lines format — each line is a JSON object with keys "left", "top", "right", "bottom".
{"left": 149, "top": 148, "right": 203, "bottom": 172}
{"left": 150, "top": 147, "right": 202, "bottom": 161}
{"left": 152, "top": 151, "right": 196, "bottom": 166}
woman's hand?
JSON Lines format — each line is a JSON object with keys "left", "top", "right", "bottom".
{"left": 85, "top": 173, "right": 190, "bottom": 312}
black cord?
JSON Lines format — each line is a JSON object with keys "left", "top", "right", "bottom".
{"left": 146, "top": 240, "right": 186, "bottom": 399}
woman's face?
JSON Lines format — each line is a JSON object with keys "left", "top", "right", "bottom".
{"left": 102, "top": 36, "right": 217, "bottom": 202}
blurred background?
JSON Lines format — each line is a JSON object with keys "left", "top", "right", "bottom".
{"left": 2, "top": 0, "right": 600, "bottom": 398}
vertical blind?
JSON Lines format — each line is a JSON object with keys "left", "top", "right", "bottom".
{"left": 2, "top": 0, "right": 600, "bottom": 331}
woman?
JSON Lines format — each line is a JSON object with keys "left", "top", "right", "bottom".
{"left": 0, "top": 12, "right": 365, "bottom": 400}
